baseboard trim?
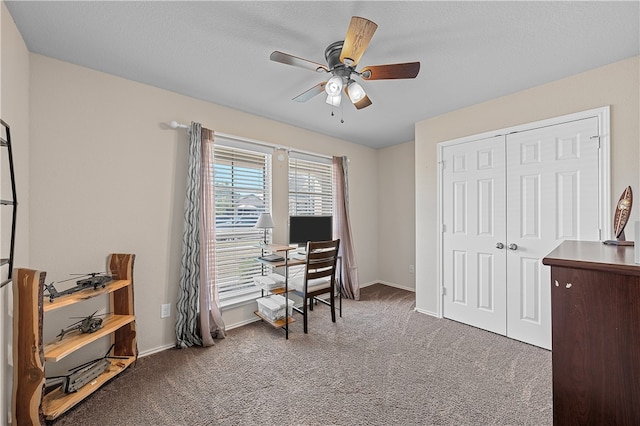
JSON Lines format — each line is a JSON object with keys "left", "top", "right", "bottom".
{"left": 375, "top": 281, "right": 415, "bottom": 292}
{"left": 414, "top": 307, "right": 440, "bottom": 318}
{"left": 359, "top": 280, "right": 377, "bottom": 288}
{"left": 226, "top": 316, "right": 262, "bottom": 330}
{"left": 139, "top": 343, "right": 175, "bottom": 358}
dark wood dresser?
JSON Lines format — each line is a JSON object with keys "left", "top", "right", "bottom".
{"left": 542, "top": 240, "right": 640, "bottom": 425}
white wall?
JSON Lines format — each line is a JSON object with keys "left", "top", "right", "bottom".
{"left": 415, "top": 56, "right": 640, "bottom": 316}
{"left": 28, "top": 54, "right": 380, "bottom": 357}
{"left": 1, "top": 2, "right": 30, "bottom": 423}
{"left": 377, "top": 141, "right": 415, "bottom": 291}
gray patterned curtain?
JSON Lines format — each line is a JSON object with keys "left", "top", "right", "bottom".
{"left": 176, "top": 122, "right": 225, "bottom": 347}
{"left": 333, "top": 156, "right": 360, "bottom": 300}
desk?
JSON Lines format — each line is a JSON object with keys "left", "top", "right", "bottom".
{"left": 255, "top": 244, "right": 343, "bottom": 338}
{"left": 255, "top": 244, "right": 300, "bottom": 339}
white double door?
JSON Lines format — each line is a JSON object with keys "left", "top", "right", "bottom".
{"left": 441, "top": 117, "right": 601, "bottom": 349}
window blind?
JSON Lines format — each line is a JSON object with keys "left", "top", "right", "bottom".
{"left": 214, "top": 145, "right": 271, "bottom": 301}
{"left": 288, "top": 156, "right": 334, "bottom": 276}
{"left": 288, "top": 156, "right": 334, "bottom": 216}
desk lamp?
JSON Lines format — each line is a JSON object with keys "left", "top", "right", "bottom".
{"left": 255, "top": 213, "right": 274, "bottom": 245}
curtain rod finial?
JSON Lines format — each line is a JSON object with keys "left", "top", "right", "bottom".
{"left": 169, "top": 120, "right": 189, "bottom": 129}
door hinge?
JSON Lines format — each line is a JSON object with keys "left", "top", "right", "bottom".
{"left": 439, "top": 160, "right": 445, "bottom": 170}
{"left": 590, "top": 135, "right": 601, "bottom": 148}
{"left": 442, "top": 287, "right": 447, "bottom": 296}
{"left": 442, "top": 224, "right": 446, "bottom": 233}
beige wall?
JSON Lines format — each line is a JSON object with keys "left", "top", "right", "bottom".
{"left": 0, "top": 3, "right": 29, "bottom": 270}
{"left": 7, "top": 1, "right": 637, "bottom": 412}
{"left": 28, "top": 54, "right": 380, "bottom": 356}
{"left": 377, "top": 141, "right": 415, "bottom": 291}
{"left": 415, "top": 56, "right": 640, "bottom": 315}
{"left": 1, "top": 2, "right": 30, "bottom": 421}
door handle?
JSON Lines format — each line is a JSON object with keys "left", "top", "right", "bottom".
{"left": 495, "top": 242, "right": 504, "bottom": 249}
{"left": 508, "top": 243, "right": 518, "bottom": 251}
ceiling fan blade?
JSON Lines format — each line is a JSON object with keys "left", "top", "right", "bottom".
{"left": 340, "top": 16, "right": 378, "bottom": 67}
{"left": 360, "top": 62, "right": 421, "bottom": 80}
{"left": 353, "top": 95, "right": 372, "bottom": 110}
{"left": 270, "top": 51, "right": 329, "bottom": 73}
{"left": 293, "top": 82, "right": 327, "bottom": 102}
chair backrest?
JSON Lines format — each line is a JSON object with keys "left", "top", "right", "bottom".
{"left": 304, "top": 239, "right": 340, "bottom": 282}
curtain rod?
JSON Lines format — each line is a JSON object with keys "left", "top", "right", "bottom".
{"left": 168, "top": 120, "right": 334, "bottom": 161}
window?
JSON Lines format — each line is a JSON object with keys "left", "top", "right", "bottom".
{"left": 214, "top": 144, "right": 271, "bottom": 304}
{"left": 211, "top": 142, "right": 332, "bottom": 306}
{"left": 288, "top": 154, "right": 333, "bottom": 277}
{"left": 289, "top": 154, "right": 333, "bottom": 217}
{"left": 288, "top": 153, "right": 334, "bottom": 218}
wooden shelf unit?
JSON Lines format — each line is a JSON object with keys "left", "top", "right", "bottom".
{"left": 12, "top": 253, "right": 137, "bottom": 424}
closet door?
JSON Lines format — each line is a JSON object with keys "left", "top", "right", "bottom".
{"left": 442, "top": 136, "right": 507, "bottom": 334}
{"left": 505, "top": 117, "right": 600, "bottom": 349}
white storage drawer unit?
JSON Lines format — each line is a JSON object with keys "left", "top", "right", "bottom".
{"left": 256, "top": 295, "right": 294, "bottom": 322}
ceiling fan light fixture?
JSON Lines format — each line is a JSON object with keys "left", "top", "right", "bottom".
{"left": 325, "top": 76, "right": 343, "bottom": 96}
{"left": 326, "top": 94, "right": 342, "bottom": 107}
{"left": 271, "top": 16, "right": 419, "bottom": 113}
{"left": 347, "top": 81, "right": 366, "bottom": 103}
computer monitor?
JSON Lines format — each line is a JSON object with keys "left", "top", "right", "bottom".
{"left": 289, "top": 215, "right": 333, "bottom": 247}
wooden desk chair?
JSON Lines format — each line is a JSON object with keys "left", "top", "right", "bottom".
{"left": 290, "top": 239, "right": 340, "bottom": 334}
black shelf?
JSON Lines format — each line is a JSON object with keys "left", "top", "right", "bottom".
{"left": 1, "top": 119, "right": 17, "bottom": 289}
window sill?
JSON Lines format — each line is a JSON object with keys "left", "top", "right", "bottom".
{"left": 220, "top": 290, "right": 262, "bottom": 311}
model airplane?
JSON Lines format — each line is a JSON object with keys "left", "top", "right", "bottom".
{"left": 45, "top": 345, "right": 127, "bottom": 394}
{"left": 44, "top": 272, "right": 114, "bottom": 302}
{"left": 56, "top": 310, "right": 106, "bottom": 340}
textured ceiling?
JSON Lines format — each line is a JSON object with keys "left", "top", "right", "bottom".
{"left": 5, "top": 1, "right": 639, "bottom": 149}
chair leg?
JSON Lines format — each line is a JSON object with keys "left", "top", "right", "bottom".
{"left": 339, "top": 283, "right": 342, "bottom": 318}
{"left": 309, "top": 297, "right": 314, "bottom": 311}
{"left": 330, "top": 290, "right": 336, "bottom": 323}
{"left": 303, "top": 296, "right": 308, "bottom": 333}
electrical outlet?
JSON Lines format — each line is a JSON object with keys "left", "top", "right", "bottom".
{"left": 409, "top": 264, "right": 415, "bottom": 274}
{"left": 161, "top": 304, "right": 171, "bottom": 318}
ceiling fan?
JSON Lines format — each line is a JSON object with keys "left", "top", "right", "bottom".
{"left": 270, "top": 16, "right": 420, "bottom": 110}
